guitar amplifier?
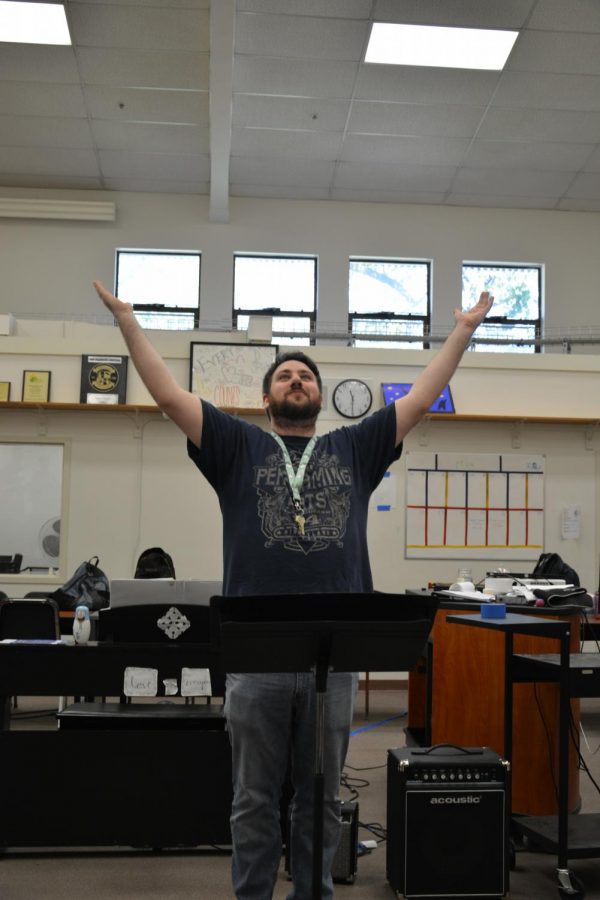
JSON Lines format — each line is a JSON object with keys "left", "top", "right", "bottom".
{"left": 387, "top": 746, "right": 510, "bottom": 898}
{"left": 285, "top": 800, "right": 358, "bottom": 884}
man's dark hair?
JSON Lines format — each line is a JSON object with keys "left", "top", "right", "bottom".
{"left": 262, "top": 351, "right": 322, "bottom": 395}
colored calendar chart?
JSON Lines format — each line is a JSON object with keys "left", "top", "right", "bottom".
{"left": 406, "top": 451, "right": 544, "bottom": 561}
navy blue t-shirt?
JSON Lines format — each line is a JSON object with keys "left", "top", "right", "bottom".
{"left": 187, "top": 401, "right": 402, "bottom": 596}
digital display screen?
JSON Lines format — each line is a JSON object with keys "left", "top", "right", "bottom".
{"left": 382, "top": 383, "right": 455, "bottom": 414}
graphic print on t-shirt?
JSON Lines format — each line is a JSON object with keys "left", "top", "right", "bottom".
{"left": 253, "top": 446, "right": 352, "bottom": 554}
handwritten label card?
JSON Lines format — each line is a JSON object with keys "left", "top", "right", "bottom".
{"left": 181, "top": 667, "right": 212, "bottom": 697}
{"left": 123, "top": 667, "right": 158, "bottom": 697}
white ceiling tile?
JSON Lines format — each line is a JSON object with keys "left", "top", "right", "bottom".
{"left": 69, "top": 5, "right": 209, "bottom": 52}
{"left": 478, "top": 107, "right": 600, "bottom": 143}
{"left": 233, "top": 56, "right": 360, "bottom": 99}
{"left": 451, "top": 167, "right": 574, "bottom": 197}
{"left": 238, "top": 1, "right": 372, "bottom": 17}
{"left": 0, "top": 116, "right": 94, "bottom": 149}
{"left": 73, "top": 0, "right": 209, "bottom": 7}
{"left": 331, "top": 187, "right": 446, "bottom": 204}
{"left": 230, "top": 157, "right": 335, "bottom": 187}
{"left": 77, "top": 47, "right": 208, "bottom": 90}
{"left": 0, "top": 82, "right": 87, "bottom": 118}
{"left": 236, "top": 12, "right": 369, "bottom": 60}
{"left": 563, "top": 172, "right": 600, "bottom": 199}
{"left": 372, "top": 0, "right": 535, "bottom": 29}
{"left": 493, "top": 72, "right": 600, "bottom": 112}
{"left": 103, "top": 178, "right": 209, "bottom": 194}
{"left": 348, "top": 101, "right": 485, "bottom": 138}
{"left": 557, "top": 196, "right": 600, "bottom": 212}
{"left": 0, "top": 173, "right": 103, "bottom": 189}
{"left": 0, "top": 45, "right": 80, "bottom": 83}
{"left": 507, "top": 30, "right": 600, "bottom": 76}
{"left": 98, "top": 150, "right": 210, "bottom": 180}
{"left": 355, "top": 66, "right": 499, "bottom": 105}
{"left": 583, "top": 147, "right": 600, "bottom": 173}
{"left": 447, "top": 193, "right": 558, "bottom": 209}
{"left": 341, "top": 134, "right": 470, "bottom": 166}
{"left": 231, "top": 183, "right": 330, "bottom": 200}
{"left": 85, "top": 86, "right": 208, "bottom": 125}
{"left": 0, "top": 146, "right": 99, "bottom": 176}
{"left": 528, "top": 0, "right": 600, "bottom": 32}
{"left": 91, "top": 120, "right": 209, "bottom": 155}
{"left": 464, "top": 140, "right": 593, "bottom": 172}
{"left": 233, "top": 95, "right": 350, "bottom": 131}
{"left": 231, "top": 127, "right": 343, "bottom": 159}
{"left": 334, "top": 162, "right": 457, "bottom": 191}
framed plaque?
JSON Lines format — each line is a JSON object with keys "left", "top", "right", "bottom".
{"left": 22, "top": 370, "right": 50, "bottom": 402}
{"left": 80, "top": 354, "right": 128, "bottom": 404}
{"left": 0, "top": 381, "right": 10, "bottom": 402}
{"left": 190, "top": 342, "right": 278, "bottom": 409}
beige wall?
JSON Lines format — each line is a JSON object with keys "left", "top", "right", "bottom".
{"left": 1, "top": 188, "right": 600, "bottom": 597}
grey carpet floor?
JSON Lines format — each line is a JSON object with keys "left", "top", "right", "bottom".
{"left": 0, "top": 692, "right": 599, "bottom": 900}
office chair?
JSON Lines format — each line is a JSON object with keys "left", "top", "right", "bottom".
{"left": 0, "top": 554, "right": 23, "bottom": 574}
{"left": 0, "top": 598, "right": 62, "bottom": 713}
{"left": 0, "top": 598, "right": 60, "bottom": 640}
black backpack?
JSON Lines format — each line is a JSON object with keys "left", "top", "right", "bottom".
{"left": 531, "top": 552, "right": 580, "bottom": 587}
{"left": 134, "top": 547, "right": 176, "bottom": 579}
{"left": 52, "top": 556, "right": 110, "bottom": 611}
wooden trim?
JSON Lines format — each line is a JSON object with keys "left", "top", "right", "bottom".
{"left": 1, "top": 402, "right": 598, "bottom": 424}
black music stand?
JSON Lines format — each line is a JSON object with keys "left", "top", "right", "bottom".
{"left": 210, "top": 591, "right": 439, "bottom": 900}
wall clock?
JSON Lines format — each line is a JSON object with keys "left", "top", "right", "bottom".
{"left": 332, "top": 379, "right": 372, "bottom": 419}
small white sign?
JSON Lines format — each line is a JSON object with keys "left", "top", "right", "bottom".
{"left": 181, "top": 667, "right": 212, "bottom": 697}
{"left": 123, "top": 667, "right": 158, "bottom": 697}
{"left": 561, "top": 505, "right": 581, "bottom": 540}
{"left": 163, "top": 678, "right": 178, "bottom": 696}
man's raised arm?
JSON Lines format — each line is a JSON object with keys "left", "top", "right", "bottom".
{"left": 93, "top": 281, "right": 203, "bottom": 447}
{"left": 394, "top": 291, "right": 494, "bottom": 446}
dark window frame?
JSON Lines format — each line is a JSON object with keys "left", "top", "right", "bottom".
{"left": 233, "top": 253, "right": 317, "bottom": 345}
{"left": 115, "top": 248, "right": 201, "bottom": 330}
{"left": 348, "top": 258, "right": 431, "bottom": 349}
{"left": 462, "top": 262, "right": 542, "bottom": 353}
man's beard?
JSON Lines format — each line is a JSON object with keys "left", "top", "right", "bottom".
{"left": 268, "top": 394, "right": 322, "bottom": 426}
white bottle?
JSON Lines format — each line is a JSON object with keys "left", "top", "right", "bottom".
{"left": 73, "top": 605, "right": 91, "bottom": 644}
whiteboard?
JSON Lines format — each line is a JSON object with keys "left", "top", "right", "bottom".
{"left": 0, "top": 442, "right": 64, "bottom": 569}
{"left": 405, "top": 450, "right": 544, "bottom": 561}
{"left": 189, "top": 342, "right": 278, "bottom": 409}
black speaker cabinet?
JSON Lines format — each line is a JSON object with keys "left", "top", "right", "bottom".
{"left": 387, "top": 746, "right": 510, "bottom": 899}
{"left": 285, "top": 800, "right": 358, "bottom": 884}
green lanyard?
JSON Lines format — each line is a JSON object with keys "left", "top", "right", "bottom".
{"left": 271, "top": 433, "right": 318, "bottom": 536}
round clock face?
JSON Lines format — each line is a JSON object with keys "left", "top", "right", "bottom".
{"left": 332, "top": 379, "right": 373, "bottom": 419}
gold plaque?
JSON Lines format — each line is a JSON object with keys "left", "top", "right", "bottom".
{"left": 22, "top": 370, "right": 51, "bottom": 403}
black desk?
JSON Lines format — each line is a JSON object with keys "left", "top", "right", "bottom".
{"left": 0, "top": 640, "right": 231, "bottom": 849}
{"left": 448, "top": 612, "right": 600, "bottom": 899}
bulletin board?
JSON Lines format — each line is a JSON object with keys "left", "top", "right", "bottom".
{"left": 190, "top": 343, "right": 278, "bottom": 409}
{"left": 405, "top": 451, "right": 544, "bottom": 561}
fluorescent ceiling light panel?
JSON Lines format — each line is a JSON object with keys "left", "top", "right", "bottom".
{"left": 365, "top": 23, "right": 518, "bottom": 70}
{"left": 0, "top": 1, "right": 71, "bottom": 45}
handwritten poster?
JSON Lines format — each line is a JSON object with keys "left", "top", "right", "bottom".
{"left": 189, "top": 342, "right": 277, "bottom": 409}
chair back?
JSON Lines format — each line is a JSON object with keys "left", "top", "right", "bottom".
{"left": 0, "top": 598, "right": 61, "bottom": 640}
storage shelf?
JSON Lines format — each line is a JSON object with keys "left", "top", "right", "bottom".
{"left": 0, "top": 401, "right": 263, "bottom": 416}
{"left": 1, "top": 401, "right": 599, "bottom": 424}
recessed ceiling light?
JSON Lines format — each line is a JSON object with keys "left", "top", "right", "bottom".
{"left": 365, "top": 23, "right": 518, "bottom": 71}
{"left": 0, "top": 0, "right": 71, "bottom": 45}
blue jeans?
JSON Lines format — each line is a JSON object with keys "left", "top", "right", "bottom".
{"left": 224, "top": 671, "right": 358, "bottom": 900}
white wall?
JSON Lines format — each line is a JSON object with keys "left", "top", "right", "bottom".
{"left": 1, "top": 186, "right": 600, "bottom": 341}
{"left": 1, "top": 187, "right": 600, "bottom": 598}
